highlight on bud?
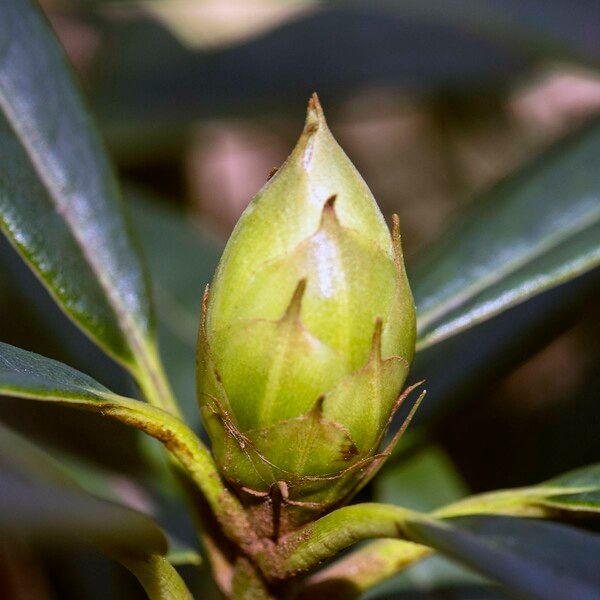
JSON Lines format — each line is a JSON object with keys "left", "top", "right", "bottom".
{"left": 196, "top": 94, "right": 417, "bottom": 534}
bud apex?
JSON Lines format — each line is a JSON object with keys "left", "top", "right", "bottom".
{"left": 197, "top": 94, "right": 416, "bottom": 532}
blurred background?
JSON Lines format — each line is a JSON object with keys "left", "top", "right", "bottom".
{"left": 0, "top": 1, "right": 599, "bottom": 598}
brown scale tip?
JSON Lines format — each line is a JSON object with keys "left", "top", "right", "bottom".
{"left": 305, "top": 92, "right": 326, "bottom": 133}
{"left": 391, "top": 214, "right": 404, "bottom": 261}
{"left": 282, "top": 279, "right": 307, "bottom": 322}
{"left": 319, "top": 194, "right": 340, "bottom": 227}
{"left": 309, "top": 395, "right": 326, "bottom": 419}
{"left": 267, "top": 166, "right": 278, "bottom": 181}
{"left": 370, "top": 317, "right": 383, "bottom": 361}
{"left": 200, "top": 284, "right": 210, "bottom": 330}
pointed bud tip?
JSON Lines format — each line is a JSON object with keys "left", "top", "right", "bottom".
{"left": 305, "top": 92, "right": 326, "bottom": 132}
{"left": 200, "top": 284, "right": 210, "bottom": 329}
{"left": 391, "top": 213, "right": 407, "bottom": 267}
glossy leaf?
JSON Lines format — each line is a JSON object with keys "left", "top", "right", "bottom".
{"left": 0, "top": 0, "right": 175, "bottom": 412}
{"left": 406, "top": 515, "right": 600, "bottom": 600}
{"left": 280, "top": 501, "right": 600, "bottom": 600}
{"left": 413, "top": 119, "right": 600, "bottom": 350}
{"left": 306, "top": 462, "right": 600, "bottom": 597}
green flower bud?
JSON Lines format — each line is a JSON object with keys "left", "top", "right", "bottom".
{"left": 197, "top": 94, "right": 416, "bottom": 533}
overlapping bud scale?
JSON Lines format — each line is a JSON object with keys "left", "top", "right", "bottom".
{"left": 196, "top": 95, "right": 416, "bottom": 529}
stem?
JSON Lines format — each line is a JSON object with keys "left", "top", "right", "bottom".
{"left": 297, "top": 540, "right": 432, "bottom": 600}
{"left": 118, "top": 554, "right": 194, "bottom": 600}
{"left": 263, "top": 503, "right": 423, "bottom": 579}
{"left": 231, "top": 557, "right": 276, "bottom": 600}
{"left": 135, "top": 342, "right": 182, "bottom": 418}
{"left": 102, "top": 400, "right": 257, "bottom": 554}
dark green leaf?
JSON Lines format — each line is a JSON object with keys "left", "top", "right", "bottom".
{"left": 0, "top": 0, "right": 171, "bottom": 408}
{"left": 0, "top": 340, "right": 115, "bottom": 403}
{"left": 413, "top": 119, "right": 600, "bottom": 349}
{"left": 88, "top": 6, "right": 531, "bottom": 153}
{"left": 406, "top": 515, "right": 600, "bottom": 600}
{"left": 542, "top": 463, "right": 600, "bottom": 512}
{"left": 0, "top": 414, "right": 167, "bottom": 553}
{"left": 0, "top": 470, "right": 167, "bottom": 553}
{"left": 0, "top": 341, "right": 251, "bottom": 546}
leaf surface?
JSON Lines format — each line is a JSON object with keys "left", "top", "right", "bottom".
{"left": 413, "top": 120, "right": 600, "bottom": 349}
{"left": 0, "top": 0, "right": 173, "bottom": 410}
{"left": 406, "top": 515, "right": 600, "bottom": 600}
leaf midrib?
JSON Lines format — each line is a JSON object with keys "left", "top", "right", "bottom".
{"left": 0, "top": 82, "right": 150, "bottom": 373}
{"left": 416, "top": 203, "right": 600, "bottom": 334}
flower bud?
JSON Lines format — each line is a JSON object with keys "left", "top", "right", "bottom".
{"left": 197, "top": 95, "right": 416, "bottom": 532}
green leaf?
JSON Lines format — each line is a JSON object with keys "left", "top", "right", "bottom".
{"left": 0, "top": 0, "right": 174, "bottom": 412}
{"left": 0, "top": 420, "right": 167, "bottom": 554}
{"left": 0, "top": 341, "right": 253, "bottom": 551}
{"left": 279, "top": 502, "right": 600, "bottom": 600}
{"left": 306, "top": 463, "right": 600, "bottom": 597}
{"left": 543, "top": 462, "right": 600, "bottom": 511}
{"left": 0, "top": 421, "right": 196, "bottom": 598}
{"left": 434, "top": 463, "right": 600, "bottom": 518}
{"left": 117, "top": 554, "right": 194, "bottom": 600}
{"left": 413, "top": 119, "right": 600, "bottom": 350}
{"left": 0, "top": 469, "right": 167, "bottom": 554}
{"left": 406, "top": 515, "right": 600, "bottom": 600}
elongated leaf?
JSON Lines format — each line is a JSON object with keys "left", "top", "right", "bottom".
{"left": 0, "top": 416, "right": 166, "bottom": 553}
{"left": 306, "top": 463, "right": 600, "bottom": 597}
{"left": 544, "top": 463, "right": 600, "bottom": 511}
{"left": 0, "top": 0, "right": 174, "bottom": 411}
{"left": 406, "top": 516, "right": 600, "bottom": 600}
{"left": 0, "top": 469, "right": 166, "bottom": 553}
{"left": 413, "top": 119, "right": 600, "bottom": 350}
{"left": 435, "top": 463, "right": 600, "bottom": 518}
{"left": 281, "top": 501, "right": 600, "bottom": 600}
{"left": 117, "top": 554, "right": 194, "bottom": 600}
{"left": 0, "top": 341, "right": 252, "bottom": 548}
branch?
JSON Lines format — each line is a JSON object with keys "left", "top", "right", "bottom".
{"left": 298, "top": 539, "right": 432, "bottom": 600}
{"left": 263, "top": 503, "right": 424, "bottom": 579}
{"left": 0, "top": 342, "right": 255, "bottom": 553}
{"left": 117, "top": 553, "right": 194, "bottom": 600}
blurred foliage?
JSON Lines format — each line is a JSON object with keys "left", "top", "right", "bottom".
{"left": 1, "top": 0, "right": 599, "bottom": 598}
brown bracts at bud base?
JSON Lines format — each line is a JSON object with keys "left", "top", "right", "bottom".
{"left": 196, "top": 94, "right": 419, "bottom": 535}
